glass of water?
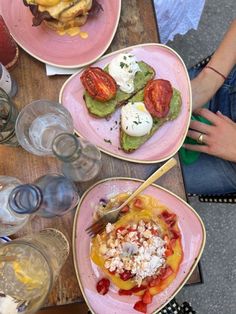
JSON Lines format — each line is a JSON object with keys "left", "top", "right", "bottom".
{"left": 0, "top": 228, "right": 69, "bottom": 314}
{"left": 0, "top": 87, "right": 19, "bottom": 146}
{"left": 15, "top": 100, "right": 74, "bottom": 156}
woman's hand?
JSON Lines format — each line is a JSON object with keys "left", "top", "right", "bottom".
{"left": 183, "top": 108, "right": 236, "bottom": 162}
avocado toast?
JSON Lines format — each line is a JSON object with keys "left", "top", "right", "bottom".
{"left": 83, "top": 61, "right": 155, "bottom": 118}
{"left": 120, "top": 88, "right": 182, "bottom": 152}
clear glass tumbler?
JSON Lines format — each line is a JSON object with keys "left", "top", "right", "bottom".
{"left": 15, "top": 100, "right": 74, "bottom": 156}
{"left": 0, "top": 228, "right": 69, "bottom": 314}
{"left": 0, "top": 175, "right": 29, "bottom": 237}
{"left": 0, "top": 87, "right": 19, "bottom": 146}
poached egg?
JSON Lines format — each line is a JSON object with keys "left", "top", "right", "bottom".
{"left": 121, "top": 102, "right": 153, "bottom": 137}
{"left": 108, "top": 53, "right": 140, "bottom": 93}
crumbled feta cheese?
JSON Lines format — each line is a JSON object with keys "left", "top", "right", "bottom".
{"left": 106, "top": 223, "right": 114, "bottom": 234}
{"left": 100, "top": 220, "right": 167, "bottom": 285}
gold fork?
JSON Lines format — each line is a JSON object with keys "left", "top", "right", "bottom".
{"left": 86, "top": 157, "right": 177, "bottom": 237}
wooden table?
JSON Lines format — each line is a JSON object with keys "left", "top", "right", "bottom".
{"left": 0, "top": 0, "right": 202, "bottom": 308}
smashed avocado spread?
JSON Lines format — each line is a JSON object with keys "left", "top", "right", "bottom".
{"left": 120, "top": 88, "right": 182, "bottom": 152}
{"left": 83, "top": 61, "right": 155, "bottom": 118}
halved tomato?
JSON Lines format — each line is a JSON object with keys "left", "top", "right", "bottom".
{"left": 80, "top": 67, "right": 117, "bottom": 102}
{"left": 144, "top": 79, "right": 173, "bottom": 118}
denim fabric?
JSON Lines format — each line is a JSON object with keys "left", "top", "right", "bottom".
{"left": 182, "top": 64, "right": 236, "bottom": 194}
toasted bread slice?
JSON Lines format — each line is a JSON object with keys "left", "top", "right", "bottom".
{"left": 83, "top": 61, "right": 155, "bottom": 118}
{"left": 120, "top": 88, "right": 182, "bottom": 153}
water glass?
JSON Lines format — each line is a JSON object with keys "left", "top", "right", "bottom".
{"left": 0, "top": 228, "right": 69, "bottom": 314}
{"left": 15, "top": 100, "right": 74, "bottom": 156}
{"left": 0, "top": 87, "right": 19, "bottom": 146}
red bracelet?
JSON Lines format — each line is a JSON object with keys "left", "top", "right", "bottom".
{"left": 205, "top": 65, "right": 226, "bottom": 81}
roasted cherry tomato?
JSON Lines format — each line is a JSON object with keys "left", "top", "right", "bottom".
{"left": 80, "top": 67, "right": 117, "bottom": 102}
{"left": 144, "top": 79, "right": 173, "bottom": 118}
{"left": 133, "top": 300, "right": 147, "bottom": 313}
{"left": 96, "top": 278, "right": 110, "bottom": 295}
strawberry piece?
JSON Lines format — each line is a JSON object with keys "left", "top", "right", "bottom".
{"left": 0, "top": 16, "right": 18, "bottom": 68}
{"left": 151, "top": 229, "right": 159, "bottom": 236}
{"left": 142, "top": 289, "right": 153, "bottom": 304}
{"left": 120, "top": 205, "right": 129, "bottom": 213}
{"left": 131, "top": 285, "right": 147, "bottom": 293}
{"left": 159, "top": 266, "right": 173, "bottom": 280}
{"left": 116, "top": 226, "right": 126, "bottom": 233}
{"left": 119, "top": 270, "right": 135, "bottom": 281}
{"left": 134, "top": 198, "right": 143, "bottom": 209}
{"left": 170, "top": 229, "right": 180, "bottom": 240}
{"left": 133, "top": 300, "right": 147, "bottom": 313}
{"left": 96, "top": 278, "right": 110, "bottom": 295}
{"left": 148, "top": 276, "right": 161, "bottom": 287}
{"left": 161, "top": 210, "right": 176, "bottom": 226}
{"left": 118, "top": 289, "right": 133, "bottom": 296}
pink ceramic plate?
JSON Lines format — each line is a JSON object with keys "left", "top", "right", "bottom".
{"left": 60, "top": 44, "right": 192, "bottom": 163}
{"left": 0, "top": 0, "right": 121, "bottom": 68}
{"left": 73, "top": 178, "right": 206, "bottom": 314}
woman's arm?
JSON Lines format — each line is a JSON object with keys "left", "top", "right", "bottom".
{"left": 191, "top": 19, "right": 236, "bottom": 111}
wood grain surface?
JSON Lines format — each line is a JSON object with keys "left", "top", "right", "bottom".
{"left": 0, "top": 0, "right": 201, "bottom": 308}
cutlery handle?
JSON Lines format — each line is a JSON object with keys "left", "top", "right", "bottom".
{"left": 118, "top": 157, "right": 177, "bottom": 210}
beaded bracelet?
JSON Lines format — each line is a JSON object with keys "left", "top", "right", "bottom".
{"left": 205, "top": 65, "right": 226, "bottom": 81}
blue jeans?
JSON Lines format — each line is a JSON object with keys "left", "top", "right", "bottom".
{"left": 181, "top": 64, "right": 236, "bottom": 194}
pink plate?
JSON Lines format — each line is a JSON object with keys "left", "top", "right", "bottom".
{"left": 73, "top": 178, "right": 206, "bottom": 314}
{"left": 60, "top": 44, "right": 192, "bottom": 163}
{"left": 0, "top": 0, "right": 121, "bottom": 68}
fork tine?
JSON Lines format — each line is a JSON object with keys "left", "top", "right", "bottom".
{"left": 87, "top": 224, "right": 106, "bottom": 237}
{"left": 86, "top": 224, "right": 105, "bottom": 237}
{"left": 86, "top": 217, "right": 107, "bottom": 236}
{"left": 85, "top": 217, "right": 106, "bottom": 232}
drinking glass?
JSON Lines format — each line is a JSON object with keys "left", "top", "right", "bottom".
{"left": 0, "top": 87, "right": 19, "bottom": 146}
{"left": 15, "top": 100, "right": 74, "bottom": 156}
{"left": 0, "top": 228, "right": 69, "bottom": 314}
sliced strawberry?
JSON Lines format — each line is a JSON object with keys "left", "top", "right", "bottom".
{"left": 118, "top": 289, "right": 133, "bottom": 296}
{"left": 109, "top": 269, "right": 116, "bottom": 275}
{"left": 142, "top": 289, "right": 153, "bottom": 304}
{"left": 148, "top": 276, "right": 161, "bottom": 287}
{"left": 131, "top": 285, "right": 147, "bottom": 293}
{"left": 96, "top": 278, "right": 110, "bottom": 295}
{"left": 164, "top": 235, "right": 174, "bottom": 257}
{"left": 161, "top": 211, "right": 176, "bottom": 226}
{"left": 134, "top": 198, "right": 143, "bottom": 209}
{"left": 127, "top": 227, "right": 137, "bottom": 232}
{"left": 120, "top": 270, "right": 135, "bottom": 281}
{"left": 159, "top": 266, "right": 173, "bottom": 280}
{"left": 0, "top": 16, "right": 18, "bottom": 68}
{"left": 116, "top": 226, "right": 126, "bottom": 233}
{"left": 165, "top": 246, "right": 174, "bottom": 257}
{"left": 151, "top": 229, "right": 159, "bottom": 236}
{"left": 133, "top": 300, "right": 147, "bottom": 313}
{"left": 170, "top": 229, "right": 180, "bottom": 240}
{"left": 161, "top": 210, "right": 173, "bottom": 219}
{"left": 120, "top": 205, "right": 130, "bottom": 213}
